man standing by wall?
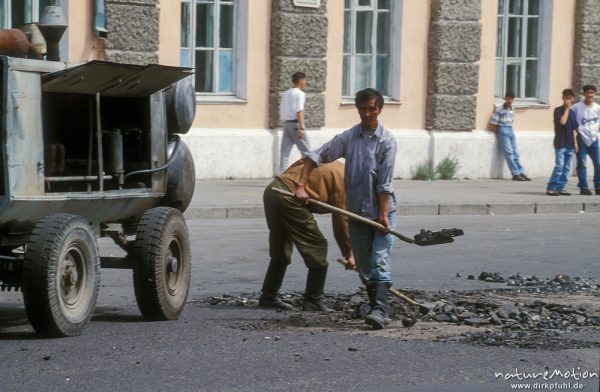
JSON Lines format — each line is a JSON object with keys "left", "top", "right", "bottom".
{"left": 293, "top": 88, "right": 397, "bottom": 330}
{"left": 489, "top": 92, "right": 531, "bottom": 181}
{"left": 572, "top": 85, "right": 600, "bottom": 195}
{"left": 279, "top": 72, "right": 311, "bottom": 174}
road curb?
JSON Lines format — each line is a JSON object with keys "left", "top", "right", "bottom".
{"left": 184, "top": 202, "right": 599, "bottom": 219}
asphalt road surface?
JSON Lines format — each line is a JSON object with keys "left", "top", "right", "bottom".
{"left": 1, "top": 214, "right": 599, "bottom": 392}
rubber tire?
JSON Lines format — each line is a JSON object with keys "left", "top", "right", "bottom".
{"left": 22, "top": 214, "right": 100, "bottom": 337}
{"left": 132, "top": 207, "right": 191, "bottom": 320}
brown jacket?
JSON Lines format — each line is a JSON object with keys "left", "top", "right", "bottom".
{"left": 278, "top": 159, "right": 352, "bottom": 258}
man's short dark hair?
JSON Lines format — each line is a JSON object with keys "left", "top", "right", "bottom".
{"left": 582, "top": 84, "right": 597, "bottom": 93}
{"left": 562, "top": 88, "right": 575, "bottom": 98}
{"left": 292, "top": 72, "right": 306, "bottom": 84}
{"left": 355, "top": 88, "right": 384, "bottom": 109}
{"left": 505, "top": 91, "right": 516, "bottom": 98}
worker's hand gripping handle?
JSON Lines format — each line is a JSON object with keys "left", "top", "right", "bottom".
{"left": 271, "top": 187, "right": 415, "bottom": 244}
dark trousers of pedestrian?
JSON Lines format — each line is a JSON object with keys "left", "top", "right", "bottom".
{"left": 259, "top": 179, "right": 330, "bottom": 311}
{"left": 576, "top": 137, "right": 600, "bottom": 191}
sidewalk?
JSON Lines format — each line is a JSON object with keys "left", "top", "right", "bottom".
{"left": 184, "top": 178, "right": 600, "bottom": 219}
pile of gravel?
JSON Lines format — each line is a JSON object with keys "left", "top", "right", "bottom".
{"left": 472, "top": 272, "right": 597, "bottom": 292}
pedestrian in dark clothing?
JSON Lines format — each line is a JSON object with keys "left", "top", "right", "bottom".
{"left": 546, "top": 89, "right": 578, "bottom": 196}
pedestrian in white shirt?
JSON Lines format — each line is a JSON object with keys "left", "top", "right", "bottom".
{"left": 572, "top": 84, "right": 600, "bottom": 195}
{"left": 279, "top": 72, "right": 311, "bottom": 173}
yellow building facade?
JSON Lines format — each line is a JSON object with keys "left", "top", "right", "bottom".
{"left": 2, "top": 0, "right": 598, "bottom": 178}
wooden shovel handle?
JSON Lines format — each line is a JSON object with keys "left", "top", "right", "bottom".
{"left": 271, "top": 187, "right": 414, "bottom": 244}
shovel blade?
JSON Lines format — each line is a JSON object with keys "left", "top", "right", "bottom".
{"left": 413, "top": 228, "right": 464, "bottom": 246}
{"left": 441, "top": 228, "right": 464, "bottom": 237}
{"left": 414, "top": 236, "right": 455, "bottom": 246}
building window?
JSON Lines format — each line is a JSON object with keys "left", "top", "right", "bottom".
{"left": 94, "top": 0, "right": 107, "bottom": 38}
{"left": 495, "top": 0, "right": 548, "bottom": 100}
{"left": 0, "top": 0, "right": 54, "bottom": 28}
{"left": 181, "top": 0, "right": 236, "bottom": 94}
{"left": 343, "top": 0, "right": 395, "bottom": 98}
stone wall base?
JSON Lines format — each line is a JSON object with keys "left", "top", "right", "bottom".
{"left": 182, "top": 129, "right": 568, "bottom": 180}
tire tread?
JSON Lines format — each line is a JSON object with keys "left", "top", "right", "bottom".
{"left": 132, "top": 207, "right": 191, "bottom": 320}
{"left": 22, "top": 214, "right": 100, "bottom": 337}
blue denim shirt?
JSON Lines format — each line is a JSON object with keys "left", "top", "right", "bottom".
{"left": 306, "top": 123, "right": 397, "bottom": 220}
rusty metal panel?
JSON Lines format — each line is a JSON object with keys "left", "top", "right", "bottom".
{"left": 2, "top": 57, "right": 68, "bottom": 199}
{"left": 42, "top": 61, "right": 193, "bottom": 97}
{"left": 6, "top": 65, "right": 45, "bottom": 197}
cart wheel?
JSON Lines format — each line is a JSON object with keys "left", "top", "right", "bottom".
{"left": 132, "top": 207, "right": 191, "bottom": 320}
{"left": 22, "top": 214, "right": 100, "bottom": 337}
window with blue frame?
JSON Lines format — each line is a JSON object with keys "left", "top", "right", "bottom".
{"left": 94, "top": 0, "right": 107, "bottom": 38}
{"left": 181, "top": 0, "right": 235, "bottom": 94}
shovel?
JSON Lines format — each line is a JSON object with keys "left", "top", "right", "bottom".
{"left": 270, "top": 187, "right": 463, "bottom": 246}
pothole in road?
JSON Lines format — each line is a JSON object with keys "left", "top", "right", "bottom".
{"left": 200, "top": 275, "right": 600, "bottom": 351}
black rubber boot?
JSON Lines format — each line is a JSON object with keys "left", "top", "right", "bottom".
{"left": 303, "top": 266, "right": 333, "bottom": 312}
{"left": 365, "top": 282, "right": 390, "bottom": 330}
{"left": 258, "top": 261, "right": 294, "bottom": 310}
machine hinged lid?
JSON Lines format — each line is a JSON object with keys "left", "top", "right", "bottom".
{"left": 41, "top": 61, "right": 193, "bottom": 97}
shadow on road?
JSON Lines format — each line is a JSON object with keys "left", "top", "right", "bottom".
{"left": 0, "top": 330, "right": 41, "bottom": 340}
{"left": 0, "top": 306, "right": 39, "bottom": 340}
{"left": 92, "top": 308, "right": 144, "bottom": 323}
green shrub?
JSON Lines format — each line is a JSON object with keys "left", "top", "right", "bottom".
{"left": 436, "top": 156, "right": 460, "bottom": 180}
{"left": 412, "top": 160, "right": 435, "bottom": 181}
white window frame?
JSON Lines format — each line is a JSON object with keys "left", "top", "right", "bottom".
{"left": 180, "top": 0, "right": 248, "bottom": 103}
{"left": 1, "top": 0, "right": 69, "bottom": 60}
{"left": 342, "top": 0, "right": 402, "bottom": 102}
{"left": 0, "top": 0, "right": 12, "bottom": 27}
{"left": 495, "top": 0, "right": 552, "bottom": 106}
{"left": 1, "top": 0, "right": 41, "bottom": 27}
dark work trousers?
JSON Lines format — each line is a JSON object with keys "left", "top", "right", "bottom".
{"left": 263, "top": 179, "right": 328, "bottom": 268}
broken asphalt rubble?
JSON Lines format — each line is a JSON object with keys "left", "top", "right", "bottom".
{"left": 205, "top": 272, "right": 600, "bottom": 350}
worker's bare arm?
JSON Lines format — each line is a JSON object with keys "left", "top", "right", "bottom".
{"left": 377, "top": 193, "right": 390, "bottom": 233}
